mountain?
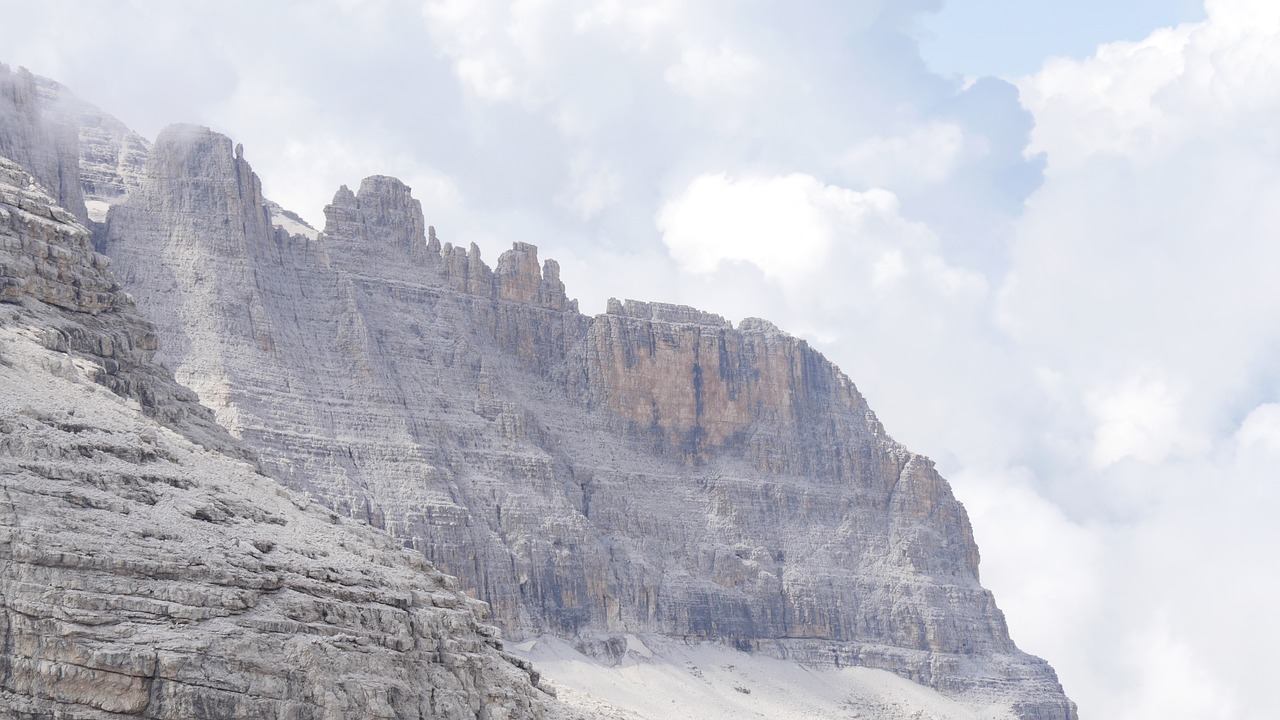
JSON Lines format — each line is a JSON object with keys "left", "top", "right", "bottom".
{"left": 0, "top": 65, "right": 85, "bottom": 224}
{"left": 1, "top": 62, "right": 1078, "bottom": 719}
{"left": 1, "top": 63, "right": 561, "bottom": 720}
{"left": 98, "top": 126, "right": 1075, "bottom": 717}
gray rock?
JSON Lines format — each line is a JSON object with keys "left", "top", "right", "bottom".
{"left": 100, "top": 125, "right": 1075, "bottom": 719}
{"left": 32, "top": 72, "right": 150, "bottom": 222}
{"left": 0, "top": 151, "right": 565, "bottom": 719}
{"left": 0, "top": 64, "right": 86, "bottom": 223}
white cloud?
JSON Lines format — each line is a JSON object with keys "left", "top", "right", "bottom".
{"left": 1019, "top": 26, "right": 1195, "bottom": 171}
{"left": 993, "top": 2, "right": 1280, "bottom": 716}
{"left": 664, "top": 42, "right": 763, "bottom": 98}
{"left": 1085, "top": 370, "right": 1202, "bottom": 468}
{"left": 659, "top": 173, "right": 856, "bottom": 281}
{"left": 1235, "top": 402, "right": 1280, "bottom": 457}
{"left": 1021, "top": 0, "right": 1280, "bottom": 173}
{"left": 657, "top": 173, "right": 981, "bottom": 299}
{"left": 842, "top": 121, "right": 970, "bottom": 188}
{"left": 1115, "top": 616, "right": 1238, "bottom": 720}
{"left": 423, "top": 0, "right": 526, "bottom": 102}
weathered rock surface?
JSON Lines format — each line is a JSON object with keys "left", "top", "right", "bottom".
{"left": 0, "top": 155, "right": 235, "bottom": 455}
{"left": 99, "top": 125, "right": 1076, "bottom": 719}
{"left": 32, "top": 72, "right": 150, "bottom": 223}
{"left": 0, "top": 157, "right": 566, "bottom": 718}
{"left": 0, "top": 64, "right": 86, "bottom": 224}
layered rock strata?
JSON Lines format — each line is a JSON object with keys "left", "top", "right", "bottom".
{"left": 100, "top": 125, "right": 1076, "bottom": 719}
{"left": 0, "top": 156, "right": 563, "bottom": 718}
{"left": 32, "top": 72, "right": 150, "bottom": 222}
{"left": 0, "top": 155, "right": 234, "bottom": 455}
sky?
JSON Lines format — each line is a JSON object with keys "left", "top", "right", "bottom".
{"left": 3, "top": 1, "right": 1278, "bottom": 717}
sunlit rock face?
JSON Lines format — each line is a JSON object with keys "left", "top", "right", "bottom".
{"left": 0, "top": 154, "right": 562, "bottom": 719}
{"left": 98, "top": 124, "right": 1076, "bottom": 719}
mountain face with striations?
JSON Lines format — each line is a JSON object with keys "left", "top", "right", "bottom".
{"left": 2, "top": 63, "right": 1077, "bottom": 719}
{"left": 0, "top": 64, "right": 564, "bottom": 720}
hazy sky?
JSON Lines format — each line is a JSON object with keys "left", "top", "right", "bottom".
{"left": 4, "top": 1, "right": 1277, "bottom": 717}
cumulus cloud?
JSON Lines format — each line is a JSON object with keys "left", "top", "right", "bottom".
{"left": 977, "top": 2, "right": 1280, "bottom": 715}
{"left": 1085, "top": 370, "right": 1202, "bottom": 468}
{"left": 660, "top": 174, "right": 878, "bottom": 280}
{"left": 1008, "top": 0, "right": 1280, "bottom": 470}
{"left": 656, "top": 172, "right": 985, "bottom": 328}
{"left": 841, "top": 121, "right": 969, "bottom": 189}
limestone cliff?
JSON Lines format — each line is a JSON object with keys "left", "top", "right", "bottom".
{"left": 31, "top": 72, "right": 150, "bottom": 223}
{"left": 0, "top": 65, "right": 86, "bottom": 223}
{"left": 0, "top": 151, "right": 563, "bottom": 717}
{"left": 99, "top": 125, "right": 1076, "bottom": 719}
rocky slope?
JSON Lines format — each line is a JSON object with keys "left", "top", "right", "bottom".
{"left": 95, "top": 124, "right": 1076, "bottom": 719}
{"left": 0, "top": 144, "right": 562, "bottom": 717}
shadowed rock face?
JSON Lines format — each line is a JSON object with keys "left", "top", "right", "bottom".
{"left": 99, "top": 125, "right": 1076, "bottom": 719}
{"left": 0, "top": 65, "right": 86, "bottom": 223}
{"left": 0, "top": 124, "right": 561, "bottom": 719}
{"left": 30, "top": 71, "right": 150, "bottom": 223}
{"left": 0, "top": 156, "right": 236, "bottom": 455}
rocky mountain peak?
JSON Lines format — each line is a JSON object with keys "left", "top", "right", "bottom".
{"left": 357, "top": 174, "right": 426, "bottom": 247}
{"left": 322, "top": 183, "right": 359, "bottom": 233}
{"left": 494, "top": 241, "right": 571, "bottom": 311}
{"left": 128, "top": 124, "right": 273, "bottom": 258}
{"left": 151, "top": 124, "right": 264, "bottom": 204}
{"left": 321, "top": 174, "right": 428, "bottom": 255}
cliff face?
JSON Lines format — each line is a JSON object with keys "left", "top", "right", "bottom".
{"left": 0, "top": 135, "right": 561, "bottom": 720}
{"left": 0, "top": 65, "right": 86, "bottom": 223}
{"left": 100, "top": 125, "right": 1075, "bottom": 719}
{"left": 31, "top": 72, "right": 150, "bottom": 223}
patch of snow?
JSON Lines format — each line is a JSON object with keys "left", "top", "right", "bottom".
{"left": 624, "top": 634, "right": 653, "bottom": 659}
{"left": 85, "top": 199, "right": 110, "bottom": 223}
{"left": 267, "top": 200, "right": 319, "bottom": 240}
{"left": 512, "top": 635, "right": 1017, "bottom": 720}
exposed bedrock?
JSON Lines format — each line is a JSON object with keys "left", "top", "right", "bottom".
{"left": 0, "top": 64, "right": 86, "bottom": 223}
{"left": 0, "top": 153, "right": 562, "bottom": 718}
{"left": 96, "top": 125, "right": 1076, "bottom": 719}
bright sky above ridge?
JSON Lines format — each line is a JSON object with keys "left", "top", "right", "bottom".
{"left": 3, "top": 1, "right": 1277, "bottom": 718}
